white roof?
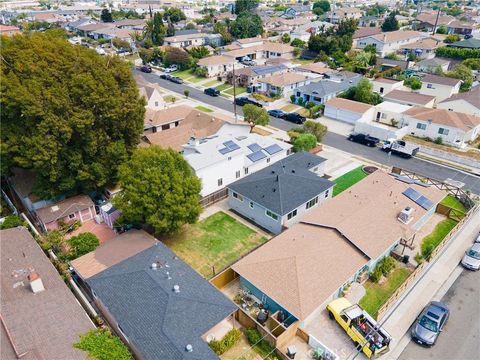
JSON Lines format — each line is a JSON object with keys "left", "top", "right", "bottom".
{"left": 182, "top": 133, "right": 291, "bottom": 171}
{"left": 375, "top": 101, "right": 412, "bottom": 114}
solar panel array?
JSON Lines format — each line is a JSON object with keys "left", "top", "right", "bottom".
{"left": 218, "top": 140, "right": 240, "bottom": 155}
{"left": 247, "top": 143, "right": 262, "bottom": 153}
{"left": 402, "top": 187, "right": 434, "bottom": 210}
{"left": 264, "top": 144, "right": 283, "bottom": 155}
{"left": 247, "top": 151, "right": 267, "bottom": 162}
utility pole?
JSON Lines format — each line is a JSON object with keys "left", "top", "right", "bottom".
{"left": 432, "top": 5, "right": 441, "bottom": 35}
{"left": 232, "top": 62, "right": 237, "bottom": 122}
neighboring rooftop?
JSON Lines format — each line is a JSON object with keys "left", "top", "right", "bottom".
{"left": 87, "top": 238, "right": 236, "bottom": 360}
{"left": 1, "top": 227, "right": 94, "bottom": 360}
{"left": 228, "top": 152, "right": 334, "bottom": 216}
{"left": 325, "top": 97, "right": 374, "bottom": 113}
{"left": 368, "top": 30, "right": 425, "bottom": 43}
{"left": 375, "top": 101, "right": 411, "bottom": 114}
{"left": 197, "top": 55, "right": 235, "bottom": 66}
{"left": 374, "top": 77, "right": 402, "bottom": 84}
{"left": 404, "top": 107, "right": 480, "bottom": 131}
{"left": 384, "top": 90, "right": 436, "bottom": 106}
{"left": 296, "top": 73, "right": 361, "bottom": 97}
{"left": 399, "top": 37, "right": 442, "bottom": 50}
{"left": 36, "top": 194, "right": 94, "bottom": 224}
{"left": 439, "top": 86, "right": 480, "bottom": 108}
{"left": 144, "top": 104, "right": 192, "bottom": 127}
{"left": 448, "top": 38, "right": 480, "bottom": 49}
{"left": 353, "top": 26, "right": 381, "bottom": 39}
{"left": 258, "top": 72, "right": 310, "bottom": 87}
{"left": 421, "top": 74, "right": 461, "bottom": 87}
{"left": 418, "top": 57, "right": 450, "bottom": 67}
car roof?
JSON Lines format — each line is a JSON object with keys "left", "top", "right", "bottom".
{"left": 470, "top": 243, "right": 480, "bottom": 251}
{"left": 426, "top": 302, "right": 448, "bottom": 319}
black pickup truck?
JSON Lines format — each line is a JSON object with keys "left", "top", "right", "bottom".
{"left": 348, "top": 133, "right": 380, "bottom": 147}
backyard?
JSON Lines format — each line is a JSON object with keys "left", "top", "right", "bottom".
{"left": 417, "top": 218, "right": 458, "bottom": 261}
{"left": 332, "top": 166, "right": 369, "bottom": 197}
{"left": 163, "top": 212, "right": 267, "bottom": 278}
{"left": 440, "top": 194, "right": 467, "bottom": 213}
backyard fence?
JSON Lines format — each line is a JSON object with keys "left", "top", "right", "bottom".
{"left": 376, "top": 203, "right": 478, "bottom": 320}
{"left": 199, "top": 188, "right": 228, "bottom": 207}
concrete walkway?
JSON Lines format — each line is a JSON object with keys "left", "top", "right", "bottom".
{"left": 355, "top": 208, "right": 480, "bottom": 360}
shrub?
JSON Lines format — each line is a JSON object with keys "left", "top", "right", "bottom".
{"left": 74, "top": 329, "right": 132, "bottom": 360}
{"left": 194, "top": 66, "right": 208, "bottom": 77}
{"left": 0, "top": 215, "right": 25, "bottom": 229}
{"left": 303, "top": 120, "right": 327, "bottom": 142}
{"left": 290, "top": 94, "right": 296, "bottom": 103}
{"left": 305, "top": 101, "right": 316, "bottom": 109}
{"left": 223, "top": 329, "right": 241, "bottom": 349}
{"left": 293, "top": 133, "right": 317, "bottom": 152}
{"left": 434, "top": 136, "right": 443, "bottom": 145}
{"left": 379, "top": 256, "right": 396, "bottom": 276}
{"left": 297, "top": 97, "right": 305, "bottom": 107}
{"left": 414, "top": 252, "right": 424, "bottom": 264}
{"left": 435, "top": 46, "right": 480, "bottom": 60}
{"left": 68, "top": 232, "right": 100, "bottom": 260}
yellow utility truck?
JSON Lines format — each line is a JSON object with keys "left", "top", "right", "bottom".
{"left": 327, "top": 298, "right": 392, "bottom": 358}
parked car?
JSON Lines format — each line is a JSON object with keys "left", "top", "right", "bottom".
{"left": 204, "top": 87, "right": 220, "bottom": 96}
{"left": 461, "top": 243, "right": 480, "bottom": 270}
{"left": 234, "top": 97, "right": 263, "bottom": 108}
{"left": 160, "top": 74, "right": 172, "bottom": 80}
{"left": 411, "top": 301, "right": 449, "bottom": 346}
{"left": 284, "top": 112, "right": 306, "bottom": 124}
{"left": 475, "top": 233, "right": 480, "bottom": 244}
{"left": 140, "top": 65, "right": 152, "bottom": 73}
{"left": 170, "top": 76, "right": 183, "bottom": 84}
{"left": 242, "top": 59, "right": 256, "bottom": 66}
{"left": 268, "top": 109, "right": 286, "bottom": 118}
{"left": 164, "top": 65, "right": 178, "bottom": 73}
{"left": 348, "top": 133, "right": 380, "bottom": 147}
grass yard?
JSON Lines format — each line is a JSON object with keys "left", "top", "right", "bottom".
{"left": 216, "top": 83, "right": 232, "bottom": 92}
{"left": 203, "top": 79, "right": 222, "bottom": 87}
{"left": 195, "top": 105, "right": 214, "bottom": 113}
{"left": 224, "top": 86, "right": 246, "bottom": 96}
{"left": 440, "top": 195, "right": 466, "bottom": 213}
{"left": 359, "top": 267, "right": 412, "bottom": 318}
{"left": 281, "top": 104, "right": 299, "bottom": 112}
{"left": 419, "top": 218, "right": 458, "bottom": 260}
{"left": 333, "top": 166, "right": 369, "bottom": 197}
{"left": 292, "top": 58, "right": 314, "bottom": 65}
{"left": 297, "top": 108, "right": 310, "bottom": 117}
{"left": 163, "top": 95, "right": 178, "bottom": 103}
{"left": 171, "top": 69, "right": 194, "bottom": 79}
{"left": 163, "top": 212, "right": 267, "bottom": 279}
{"left": 189, "top": 75, "right": 207, "bottom": 83}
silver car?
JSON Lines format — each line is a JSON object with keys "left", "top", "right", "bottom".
{"left": 411, "top": 301, "right": 449, "bottom": 347}
{"left": 461, "top": 243, "right": 480, "bottom": 270}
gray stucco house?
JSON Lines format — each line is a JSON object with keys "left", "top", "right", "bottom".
{"left": 228, "top": 152, "right": 334, "bottom": 234}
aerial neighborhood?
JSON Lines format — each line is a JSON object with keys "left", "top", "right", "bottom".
{"left": 1, "top": 1, "right": 480, "bottom": 360}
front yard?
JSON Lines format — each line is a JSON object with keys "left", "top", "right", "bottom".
{"left": 195, "top": 105, "right": 214, "bottom": 113}
{"left": 163, "top": 212, "right": 267, "bottom": 278}
{"left": 332, "top": 166, "right": 369, "bottom": 197}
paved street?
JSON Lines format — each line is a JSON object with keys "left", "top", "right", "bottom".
{"left": 398, "top": 269, "right": 480, "bottom": 360}
{"left": 135, "top": 70, "right": 480, "bottom": 194}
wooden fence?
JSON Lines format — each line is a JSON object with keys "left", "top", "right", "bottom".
{"left": 376, "top": 204, "right": 478, "bottom": 320}
{"left": 199, "top": 188, "right": 228, "bottom": 207}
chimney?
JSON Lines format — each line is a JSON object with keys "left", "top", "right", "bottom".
{"left": 185, "top": 344, "right": 193, "bottom": 352}
{"left": 28, "top": 272, "right": 45, "bottom": 294}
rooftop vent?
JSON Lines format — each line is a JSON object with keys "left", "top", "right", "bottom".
{"left": 51, "top": 205, "right": 59, "bottom": 212}
{"left": 186, "top": 344, "right": 193, "bottom": 352}
{"left": 28, "top": 272, "right": 45, "bottom": 294}
{"left": 398, "top": 206, "right": 415, "bottom": 225}
{"left": 173, "top": 284, "right": 180, "bottom": 293}
{"left": 151, "top": 263, "right": 158, "bottom": 270}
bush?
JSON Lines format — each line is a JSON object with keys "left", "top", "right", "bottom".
{"left": 434, "top": 136, "right": 443, "bottom": 145}
{"left": 444, "top": 34, "right": 461, "bottom": 44}
{"left": 379, "top": 256, "right": 396, "bottom": 276}
{"left": 370, "top": 266, "right": 383, "bottom": 283}
{"left": 0, "top": 215, "right": 25, "bottom": 229}
{"left": 194, "top": 66, "right": 208, "bottom": 77}
{"left": 435, "top": 47, "right": 480, "bottom": 60}
{"left": 246, "top": 328, "right": 262, "bottom": 345}
{"left": 245, "top": 328, "right": 280, "bottom": 360}
{"left": 305, "top": 101, "right": 316, "bottom": 109}
{"left": 303, "top": 120, "right": 327, "bottom": 142}
{"left": 414, "top": 252, "right": 424, "bottom": 264}
{"left": 293, "top": 133, "right": 317, "bottom": 152}
{"left": 68, "top": 232, "right": 100, "bottom": 259}
{"left": 290, "top": 94, "right": 296, "bottom": 103}
{"left": 74, "top": 329, "right": 132, "bottom": 360}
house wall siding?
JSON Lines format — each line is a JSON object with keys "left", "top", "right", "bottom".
{"left": 407, "top": 118, "right": 475, "bottom": 148}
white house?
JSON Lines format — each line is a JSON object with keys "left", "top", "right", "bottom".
{"left": 437, "top": 87, "right": 480, "bottom": 116}
{"left": 164, "top": 33, "right": 222, "bottom": 48}
{"left": 417, "top": 58, "right": 450, "bottom": 73}
{"left": 405, "top": 107, "right": 480, "bottom": 148}
{"left": 371, "top": 78, "right": 404, "bottom": 96}
{"left": 196, "top": 55, "right": 237, "bottom": 78}
{"left": 419, "top": 74, "right": 461, "bottom": 103}
{"left": 138, "top": 84, "right": 164, "bottom": 110}
{"left": 373, "top": 101, "right": 412, "bottom": 127}
{"left": 257, "top": 72, "right": 313, "bottom": 96}
{"left": 327, "top": 7, "right": 362, "bottom": 24}
{"left": 182, "top": 133, "right": 292, "bottom": 197}
{"left": 383, "top": 90, "right": 436, "bottom": 108}
{"left": 324, "top": 98, "right": 376, "bottom": 124}
{"left": 356, "top": 30, "right": 427, "bottom": 57}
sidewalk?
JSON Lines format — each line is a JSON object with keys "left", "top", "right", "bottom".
{"left": 364, "top": 207, "right": 480, "bottom": 360}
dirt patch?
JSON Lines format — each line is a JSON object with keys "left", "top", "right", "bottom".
{"left": 363, "top": 166, "right": 378, "bottom": 174}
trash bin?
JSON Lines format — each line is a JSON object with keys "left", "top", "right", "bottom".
{"left": 287, "top": 345, "right": 297, "bottom": 359}
{"left": 403, "top": 255, "right": 409, "bottom": 264}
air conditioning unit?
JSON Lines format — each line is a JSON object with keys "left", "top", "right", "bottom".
{"left": 398, "top": 206, "right": 415, "bottom": 224}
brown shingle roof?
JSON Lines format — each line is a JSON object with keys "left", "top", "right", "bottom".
{"left": 144, "top": 105, "right": 192, "bottom": 126}
{"left": 404, "top": 107, "right": 480, "bottom": 131}
{"left": 70, "top": 229, "right": 158, "bottom": 280}
{"left": 384, "top": 90, "right": 435, "bottom": 106}
{"left": 353, "top": 27, "right": 381, "bottom": 39}
{"left": 296, "top": 62, "right": 333, "bottom": 74}
{"left": 325, "top": 97, "right": 374, "bottom": 113}
{"left": 439, "top": 86, "right": 480, "bottom": 108}
{"left": 36, "top": 194, "right": 94, "bottom": 224}
{"left": 259, "top": 72, "right": 309, "bottom": 87}
{"left": 399, "top": 37, "right": 442, "bottom": 50}
{"left": 370, "top": 30, "right": 425, "bottom": 43}
{"left": 422, "top": 74, "right": 461, "bottom": 87}
{"left": 197, "top": 55, "right": 235, "bottom": 66}
{"left": 1, "top": 227, "right": 94, "bottom": 360}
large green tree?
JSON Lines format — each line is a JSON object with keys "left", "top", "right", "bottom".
{"left": 230, "top": 12, "right": 263, "bottom": 39}
{"left": 100, "top": 8, "right": 113, "bottom": 23}
{"left": 242, "top": 104, "right": 269, "bottom": 127}
{"left": 339, "top": 79, "right": 382, "bottom": 105}
{"left": 113, "top": 146, "right": 201, "bottom": 234}
{"left": 447, "top": 64, "right": 473, "bottom": 92}
{"left": 144, "top": 12, "right": 165, "bottom": 45}
{"left": 381, "top": 12, "right": 399, "bottom": 32}
{"left": 312, "top": 1, "right": 331, "bottom": 16}
{"left": 163, "top": 7, "right": 186, "bottom": 23}
{"left": 0, "top": 32, "right": 145, "bottom": 198}
{"left": 235, "top": 0, "right": 259, "bottom": 15}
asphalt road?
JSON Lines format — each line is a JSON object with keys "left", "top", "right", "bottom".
{"left": 398, "top": 269, "right": 480, "bottom": 360}
{"left": 136, "top": 70, "right": 480, "bottom": 194}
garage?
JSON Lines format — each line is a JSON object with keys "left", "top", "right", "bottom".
{"left": 324, "top": 97, "right": 375, "bottom": 124}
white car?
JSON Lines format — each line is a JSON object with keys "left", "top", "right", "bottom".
{"left": 164, "top": 65, "right": 178, "bottom": 73}
{"left": 461, "top": 243, "right": 480, "bottom": 271}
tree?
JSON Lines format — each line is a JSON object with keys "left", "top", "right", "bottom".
{"left": 404, "top": 76, "right": 422, "bottom": 90}
{"left": 164, "top": 7, "right": 186, "bottom": 23}
{"left": 139, "top": 47, "right": 154, "bottom": 64}
{"left": 164, "top": 47, "right": 192, "bottom": 68}
{"left": 303, "top": 120, "right": 327, "bottom": 142}
{"left": 339, "top": 78, "right": 382, "bottom": 105}
{"left": 230, "top": 12, "right": 263, "bottom": 39}
{"left": 214, "top": 21, "right": 233, "bottom": 43}
{"left": 235, "top": 0, "right": 259, "bottom": 15}
{"left": 444, "top": 34, "right": 461, "bottom": 44}
{"left": 381, "top": 12, "right": 399, "bottom": 32}
{"left": 312, "top": 0, "right": 330, "bottom": 16}
{"left": 281, "top": 33, "right": 291, "bottom": 44}
{"left": 447, "top": 64, "right": 473, "bottom": 92}
{"left": 187, "top": 46, "right": 210, "bottom": 59}
{"left": 242, "top": 104, "right": 269, "bottom": 128}
{"left": 100, "top": 8, "right": 113, "bottom": 23}
{"left": 336, "top": 18, "right": 358, "bottom": 37}
{"left": 74, "top": 329, "right": 132, "bottom": 360}
{"left": 184, "top": 89, "right": 190, "bottom": 98}
{"left": 436, "top": 25, "right": 447, "bottom": 34}
{"left": 0, "top": 215, "right": 25, "bottom": 229}
{"left": 68, "top": 232, "right": 100, "bottom": 259}
{"left": 293, "top": 133, "right": 317, "bottom": 152}
{"left": 291, "top": 38, "right": 306, "bottom": 48}
{"left": 145, "top": 12, "right": 166, "bottom": 46}
{"left": 166, "top": 21, "right": 175, "bottom": 37}
{"left": 463, "top": 58, "right": 480, "bottom": 70}
{"left": 113, "top": 147, "right": 201, "bottom": 234}
{"left": 1, "top": 32, "right": 145, "bottom": 198}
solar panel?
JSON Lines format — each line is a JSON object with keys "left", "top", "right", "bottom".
{"left": 402, "top": 187, "right": 422, "bottom": 201}
{"left": 247, "top": 143, "right": 262, "bottom": 152}
{"left": 219, "top": 147, "right": 233, "bottom": 155}
{"left": 417, "top": 196, "right": 434, "bottom": 210}
{"left": 223, "top": 140, "right": 240, "bottom": 151}
{"left": 264, "top": 144, "right": 283, "bottom": 155}
{"left": 403, "top": 188, "right": 434, "bottom": 210}
{"left": 247, "top": 150, "right": 267, "bottom": 162}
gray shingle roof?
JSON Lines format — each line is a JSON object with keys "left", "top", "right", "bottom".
{"left": 228, "top": 152, "right": 334, "bottom": 215}
{"left": 296, "top": 74, "right": 361, "bottom": 98}
{"left": 87, "top": 241, "right": 236, "bottom": 360}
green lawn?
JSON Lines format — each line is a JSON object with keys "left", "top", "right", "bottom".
{"left": 203, "top": 79, "right": 222, "bottom": 87}
{"left": 224, "top": 86, "right": 246, "bottom": 96}
{"left": 163, "top": 95, "right": 178, "bottom": 103}
{"left": 171, "top": 69, "right": 194, "bottom": 79}
{"left": 195, "top": 105, "right": 214, "bottom": 113}
{"left": 333, "top": 167, "right": 369, "bottom": 197}
{"left": 216, "top": 83, "right": 232, "bottom": 92}
{"left": 281, "top": 104, "right": 299, "bottom": 112}
{"left": 440, "top": 195, "right": 466, "bottom": 213}
{"left": 419, "top": 218, "right": 458, "bottom": 260}
{"left": 292, "top": 58, "right": 314, "bottom": 65}
{"left": 163, "top": 212, "right": 267, "bottom": 278}
{"left": 359, "top": 267, "right": 412, "bottom": 318}
{"left": 189, "top": 75, "right": 206, "bottom": 83}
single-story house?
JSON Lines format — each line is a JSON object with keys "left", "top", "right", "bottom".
{"left": 143, "top": 105, "right": 192, "bottom": 133}
{"left": 294, "top": 62, "right": 333, "bottom": 76}
{"left": 399, "top": 37, "right": 442, "bottom": 60}
{"left": 447, "top": 38, "right": 480, "bottom": 50}
{"left": 419, "top": 74, "right": 461, "bottom": 102}
{"left": 35, "top": 194, "right": 95, "bottom": 233}
{"left": 384, "top": 89, "right": 436, "bottom": 108}
{"left": 415, "top": 12, "right": 475, "bottom": 35}
{"left": 327, "top": 7, "right": 362, "bottom": 24}
{"left": 324, "top": 98, "right": 376, "bottom": 124}
{"left": 73, "top": 230, "right": 237, "bottom": 360}
{"left": 228, "top": 64, "right": 288, "bottom": 88}
{"left": 223, "top": 42, "right": 295, "bottom": 64}
{"left": 405, "top": 107, "right": 480, "bottom": 148}
{"left": 257, "top": 72, "right": 312, "bottom": 96}
{"left": 372, "top": 78, "right": 404, "bottom": 96}
{"left": 352, "top": 27, "right": 382, "bottom": 47}
{"left": 197, "top": 55, "right": 237, "bottom": 78}
{"left": 373, "top": 101, "right": 412, "bottom": 127}
{"left": 230, "top": 170, "right": 444, "bottom": 323}
{"left": 164, "top": 32, "right": 222, "bottom": 48}
{"left": 377, "top": 57, "right": 411, "bottom": 71}
{"left": 228, "top": 152, "right": 334, "bottom": 234}
{"left": 417, "top": 58, "right": 450, "bottom": 73}
{"left": 0, "top": 24, "right": 21, "bottom": 36}
{"left": 437, "top": 87, "right": 480, "bottom": 116}
{"left": 355, "top": 30, "right": 427, "bottom": 57}
{"left": 290, "top": 21, "right": 334, "bottom": 42}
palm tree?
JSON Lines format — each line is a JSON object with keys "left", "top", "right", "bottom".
{"left": 143, "top": 20, "right": 154, "bottom": 42}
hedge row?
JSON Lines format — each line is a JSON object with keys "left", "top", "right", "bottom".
{"left": 435, "top": 47, "right": 480, "bottom": 60}
{"left": 208, "top": 328, "right": 241, "bottom": 355}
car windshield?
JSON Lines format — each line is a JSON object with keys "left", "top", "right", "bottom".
{"left": 467, "top": 249, "right": 480, "bottom": 260}
{"left": 419, "top": 315, "right": 438, "bottom": 332}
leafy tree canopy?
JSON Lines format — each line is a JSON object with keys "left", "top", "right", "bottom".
{"left": 235, "top": 0, "right": 259, "bottom": 15}
{"left": 312, "top": 0, "right": 330, "bottom": 16}
{"left": 381, "top": 11, "right": 399, "bottom": 32}
{"left": 100, "top": 8, "right": 113, "bottom": 23}
{"left": 163, "top": 7, "right": 186, "bottom": 23}
{"left": 404, "top": 76, "right": 422, "bottom": 90}
{"left": 242, "top": 104, "right": 269, "bottom": 127}
{"left": 339, "top": 78, "right": 383, "bottom": 105}
{"left": 0, "top": 215, "right": 25, "bottom": 229}
{"left": 113, "top": 146, "right": 201, "bottom": 234}
{"left": 230, "top": 12, "right": 263, "bottom": 39}
{"left": 447, "top": 64, "right": 473, "bottom": 92}
{"left": 293, "top": 133, "right": 317, "bottom": 152}
{"left": 303, "top": 120, "right": 327, "bottom": 142}
{"left": 463, "top": 58, "right": 480, "bottom": 70}
{"left": 1, "top": 32, "right": 145, "bottom": 198}
{"left": 214, "top": 21, "right": 233, "bottom": 43}
{"left": 74, "top": 329, "right": 132, "bottom": 360}
{"left": 68, "top": 232, "right": 100, "bottom": 259}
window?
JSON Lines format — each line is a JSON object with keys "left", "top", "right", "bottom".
{"left": 380, "top": 87, "right": 384, "bottom": 94}
{"left": 68, "top": 213, "right": 76, "bottom": 219}
{"left": 161, "top": 124, "right": 169, "bottom": 130}
{"left": 232, "top": 192, "right": 243, "bottom": 201}
{"left": 306, "top": 196, "right": 319, "bottom": 209}
{"left": 438, "top": 128, "right": 449, "bottom": 135}
{"left": 218, "top": 178, "right": 223, "bottom": 186}
{"left": 155, "top": 101, "right": 158, "bottom": 107}
{"left": 287, "top": 209, "right": 297, "bottom": 220}
{"left": 236, "top": 170, "right": 241, "bottom": 178}
{"left": 381, "top": 113, "right": 387, "bottom": 119}
{"left": 249, "top": 201, "right": 254, "bottom": 209}
{"left": 324, "top": 189, "right": 329, "bottom": 198}
{"left": 266, "top": 210, "right": 278, "bottom": 220}
{"left": 427, "top": 83, "right": 433, "bottom": 89}
{"left": 244, "top": 167, "right": 249, "bottom": 175}
{"left": 416, "top": 123, "right": 427, "bottom": 130}
{"left": 267, "top": 158, "right": 270, "bottom": 163}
